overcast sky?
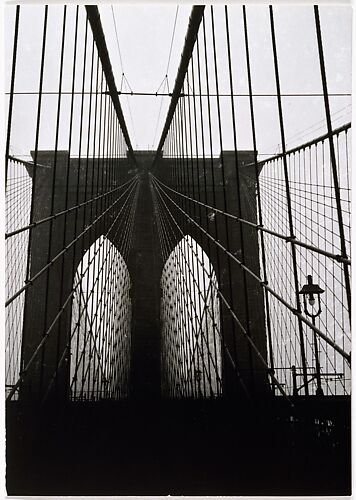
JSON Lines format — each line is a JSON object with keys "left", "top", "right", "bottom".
{"left": 5, "top": 4, "right": 352, "bottom": 155}
{"left": 98, "top": 5, "right": 352, "bottom": 153}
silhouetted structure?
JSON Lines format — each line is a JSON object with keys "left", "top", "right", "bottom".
{"left": 5, "top": 4, "right": 351, "bottom": 496}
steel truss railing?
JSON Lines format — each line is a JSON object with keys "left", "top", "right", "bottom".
{"left": 5, "top": 5, "right": 138, "bottom": 402}
{"left": 153, "top": 5, "right": 351, "bottom": 400}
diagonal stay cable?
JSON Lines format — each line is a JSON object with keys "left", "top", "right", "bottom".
{"left": 5, "top": 176, "right": 138, "bottom": 308}
{"left": 74, "top": 181, "right": 139, "bottom": 399}
{"left": 152, "top": 175, "right": 223, "bottom": 386}
{"left": 5, "top": 169, "right": 134, "bottom": 239}
{"left": 152, "top": 174, "right": 224, "bottom": 396}
{"left": 151, "top": 173, "right": 350, "bottom": 365}
{"left": 67, "top": 181, "right": 140, "bottom": 400}
{"left": 151, "top": 174, "right": 291, "bottom": 402}
{"left": 7, "top": 178, "right": 139, "bottom": 401}
{"left": 166, "top": 6, "right": 179, "bottom": 78}
{"left": 44, "top": 182, "right": 138, "bottom": 402}
{"left": 152, "top": 173, "right": 350, "bottom": 265}
{"left": 111, "top": 5, "right": 124, "bottom": 74}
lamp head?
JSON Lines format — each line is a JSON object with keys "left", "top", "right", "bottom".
{"left": 299, "top": 275, "right": 324, "bottom": 298}
{"left": 299, "top": 275, "right": 324, "bottom": 317}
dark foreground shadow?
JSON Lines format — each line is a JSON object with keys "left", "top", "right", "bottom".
{"left": 6, "top": 396, "right": 351, "bottom": 496}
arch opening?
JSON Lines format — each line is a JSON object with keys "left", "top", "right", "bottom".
{"left": 160, "top": 235, "right": 222, "bottom": 398}
{"left": 70, "top": 235, "right": 131, "bottom": 401}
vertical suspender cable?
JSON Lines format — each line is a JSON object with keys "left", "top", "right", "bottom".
{"left": 269, "top": 6, "right": 309, "bottom": 395}
{"left": 5, "top": 5, "right": 20, "bottom": 185}
{"left": 314, "top": 6, "right": 351, "bottom": 323}
{"left": 242, "top": 5, "right": 275, "bottom": 393}
{"left": 19, "top": 6, "right": 48, "bottom": 388}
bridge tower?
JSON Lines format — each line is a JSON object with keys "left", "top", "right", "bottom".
{"left": 19, "top": 148, "right": 268, "bottom": 401}
{"left": 154, "top": 149, "right": 268, "bottom": 398}
{"left": 20, "top": 150, "right": 135, "bottom": 401}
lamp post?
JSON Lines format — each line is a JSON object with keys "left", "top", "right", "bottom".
{"left": 299, "top": 275, "right": 324, "bottom": 396}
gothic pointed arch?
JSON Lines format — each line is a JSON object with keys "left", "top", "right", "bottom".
{"left": 160, "top": 235, "right": 222, "bottom": 398}
{"left": 70, "top": 235, "right": 131, "bottom": 401}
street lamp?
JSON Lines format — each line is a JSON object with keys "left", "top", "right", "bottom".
{"left": 299, "top": 274, "right": 324, "bottom": 396}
